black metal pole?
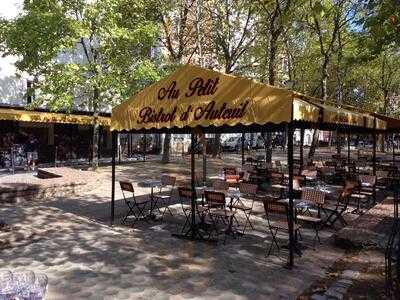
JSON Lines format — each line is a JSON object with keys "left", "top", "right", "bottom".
{"left": 202, "top": 133, "right": 207, "bottom": 185}
{"left": 393, "top": 133, "right": 395, "bottom": 167}
{"left": 118, "top": 134, "right": 121, "bottom": 164}
{"left": 347, "top": 132, "right": 351, "bottom": 165}
{"left": 373, "top": 118, "right": 377, "bottom": 176}
{"left": 190, "top": 133, "right": 196, "bottom": 238}
{"left": 299, "top": 128, "right": 304, "bottom": 173}
{"left": 241, "top": 132, "right": 245, "bottom": 165}
{"left": 287, "top": 123, "right": 295, "bottom": 268}
{"left": 143, "top": 134, "right": 146, "bottom": 161}
{"left": 111, "top": 131, "right": 117, "bottom": 226}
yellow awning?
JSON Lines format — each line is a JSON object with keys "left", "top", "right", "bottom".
{"left": 112, "top": 65, "right": 321, "bottom": 131}
{"left": 0, "top": 108, "right": 111, "bottom": 127}
{"left": 111, "top": 65, "right": 386, "bottom": 132}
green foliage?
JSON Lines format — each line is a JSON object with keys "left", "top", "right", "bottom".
{"left": 0, "top": 0, "right": 398, "bottom": 119}
{"left": 362, "top": 0, "right": 400, "bottom": 52}
{"left": 0, "top": 0, "right": 160, "bottom": 112}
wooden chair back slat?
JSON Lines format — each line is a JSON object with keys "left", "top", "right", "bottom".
{"left": 120, "top": 181, "right": 134, "bottom": 193}
{"left": 224, "top": 167, "right": 237, "bottom": 176}
{"left": 213, "top": 179, "right": 229, "bottom": 191}
{"left": 239, "top": 182, "right": 257, "bottom": 195}
{"left": 205, "top": 191, "right": 226, "bottom": 208}
{"left": 301, "top": 188, "right": 325, "bottom": 205}
{"left": 359, "top": 174, "right": 376, "bottom": 186}
{"left": 161, "top": 175, "right": 176, "bottom": 187}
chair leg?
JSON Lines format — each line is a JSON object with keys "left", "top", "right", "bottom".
{"left": 223, "top": 215, "right": 234, "bottom": 245}
{"left": 181, "top": 213, "right": 190, "bottom": 233}
{"left": 267, "top": 228, "right": 280, "bottom": 257}
{"left": 161, "top": 202, "right": 174, "bottom": 220}
{"left": 243, "top": 211, "right": 254, "bottom": 231}
{"left": 312, "top": 223, "right": 322, "bottom": 249}
{"left": 137, "top": 204, "right": 150, "bottom": 223}
{"left": 122, "top": 207, "right": 137, "bottom": 225}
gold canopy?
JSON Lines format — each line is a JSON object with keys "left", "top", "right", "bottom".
{"left": 111, "top": 65, "right": 384, "bottom": 132}
{"left": 0, "top": 108, "right": 111, "bottom": 126}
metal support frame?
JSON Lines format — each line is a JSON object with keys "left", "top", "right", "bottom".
{"left": 241, "top": 132, "right": 245, "bottom": 165}
{"left": 373, "top": 118, "right": 377, "bottom": 176}
{"left": 287, "top": 123, "right": 295, "bottom": 268}
{"left": 111, "top": 131, "right": 117, "bottom": 226}
{"left": 347, "top": 132, "right": 351, "bottom": 165}
{"left": 190, "top": 133, "right": 196, "bottom": 238}
{"left": 393, "top": 133, "right": 396, "bottom": 167}
{"left": 299, "top": 128, "right": 304, "bottom": 172}
{"left": 202, "top": 133, "right": 207, "bottom": 185}
{"left": 143, "top": 134, "right": 147, "bottom": 161}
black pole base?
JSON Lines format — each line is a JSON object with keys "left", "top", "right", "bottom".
{"left": 172, "top": 225, "right": 218, "bottom": 244}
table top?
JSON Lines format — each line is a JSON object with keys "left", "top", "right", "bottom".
{"left": 208, "top": 176, "right": 225, "bottom": 181}
{"left": 277, "top": 198, "right": 312, "bottom": 209}
{"left": 140, "top": 179, "right": 162, "bottom": 187}
{"left": 195, "top": 186, "right": 240, "bottom": 198}
{"left": 312, "top": 185, "right": 340, "bottom": 194}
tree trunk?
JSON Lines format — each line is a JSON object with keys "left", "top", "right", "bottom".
{"left": 336, "top": 131, "right": 342, "bottom": 155}
{"left": 212, "top": 134, "right": 221, "bottom": 158}
{"left": 381, "top": 91, "right": 389, "bottom": 152}
{"left": 162, "top": 133, "right": 171, "bottom": 163}
{"left": 91, "top": 115, "right": 99, "bottom": 169}
{"left": 379, "top": 134, "right": 385, "bottom": 153}
{"left": 308, "top": 129, "right": 319, "bottom": 161}
{"left": 261, "top": 132, "right": 272, "bottom": 163}
{"left": 308, "top": 58, "right": 328, "bottom": 162}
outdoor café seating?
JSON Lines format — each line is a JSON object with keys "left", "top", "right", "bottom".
{"left": 178, "top": 187, "right": 193, "bottom": 233}
{"left": 120, "top": 181, "right": 150, "bottom": 227}
{"left": 231, "top": 182, "right": 258, "bottom": 234}
{"left": 357, "top": 174, "right": 377, "bottom": 206}
{"left": 212, "top": 178, "right": 229, "bottom": 192}
{"left": 110, "top": 64, "right": 391, "bottom": 268}
{"left": 204, "top": 190, "right": 236, "bottom": 244}
{"left": 263, "top": 198, "right": 301, "bottom": 257}
{"left": 324, "top": 181, "right": 357, "bottom": 228}
{"left": 154, "top": 175, "right": 176, "bottom": 219}
{"left": 295, "top": 189, "right": 325, "bottom": 248}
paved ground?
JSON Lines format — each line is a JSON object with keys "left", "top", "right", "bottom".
{"left": 0, "top": 150, "right": 394, "bottom": 299}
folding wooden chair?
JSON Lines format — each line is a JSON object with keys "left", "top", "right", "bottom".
{"left": 212, "top": 178, "right": 229, "bottom": 192}
{"left": 324, "top": 181, "right": 356, "bottom": 228}
{"left": 353, "top": 174, "right": 377, "bottom": 209}
{"left": 263, "top": 198, "right": 301, "bottom": 257}
{"left": 231, "top": 182, "right": 258, "bottom": 234}
{"left": 296, "top": 188, "right": 325, "bottom": 248}
{"left": 177, "top": 187, "right": 193, "bottom": 233}
{"left": 224, "top": 167, "right": 237, "bottom": 177}
{"left": 204, "top": 190, "right": 235, "bottom": 244}
{"left": 120, "top": 181, "right": 149, "bottom": 226}
{"left": 154, "top": 175, "right": 176, "bottom": 219}
{"left": 178, "top": 186, "right": 208, "bottom": 231}
{"left": 269, "top": 171, "right": 284, "bottom": 198}
{"left": 274, "top": 160, "right": 282, "bottom": 172}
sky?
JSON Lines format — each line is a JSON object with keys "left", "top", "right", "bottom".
{"left": 0, "top": 0, "right": 22, "bottom": 79}
{"left": 0, "top": 0, "right": 21, "bottom": 20}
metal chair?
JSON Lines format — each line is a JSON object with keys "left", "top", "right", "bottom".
{"left": 263, "top": 198, "right": 301, "bottom": 257}
{"left": 324, "top": 181, "right": 356, "bottom": 228}
{"left": 223, "top": 167, "right": 237, "bottom": 177}
{"left": 269, "top": 172, "right": 285, "bottom": 199}
{"left": 231, "top": 182, "right": 258, "bottom": 234}
{"left": 357, "top": 174, "right": 377, "bottom": 207}
{"left": 204, "top": 190, "right": 235, "bottom": 244}
{"left": 120, "top": 181, "right": 150, "bottom": 226}
{"left": 212, "top": 178, "right": 229, "bottom": 191}
{"left": 154, "top": 175, "right": 176, "bottom": 219}
{"left": 296, "top": 189, "right": 325, "bottom": 248}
